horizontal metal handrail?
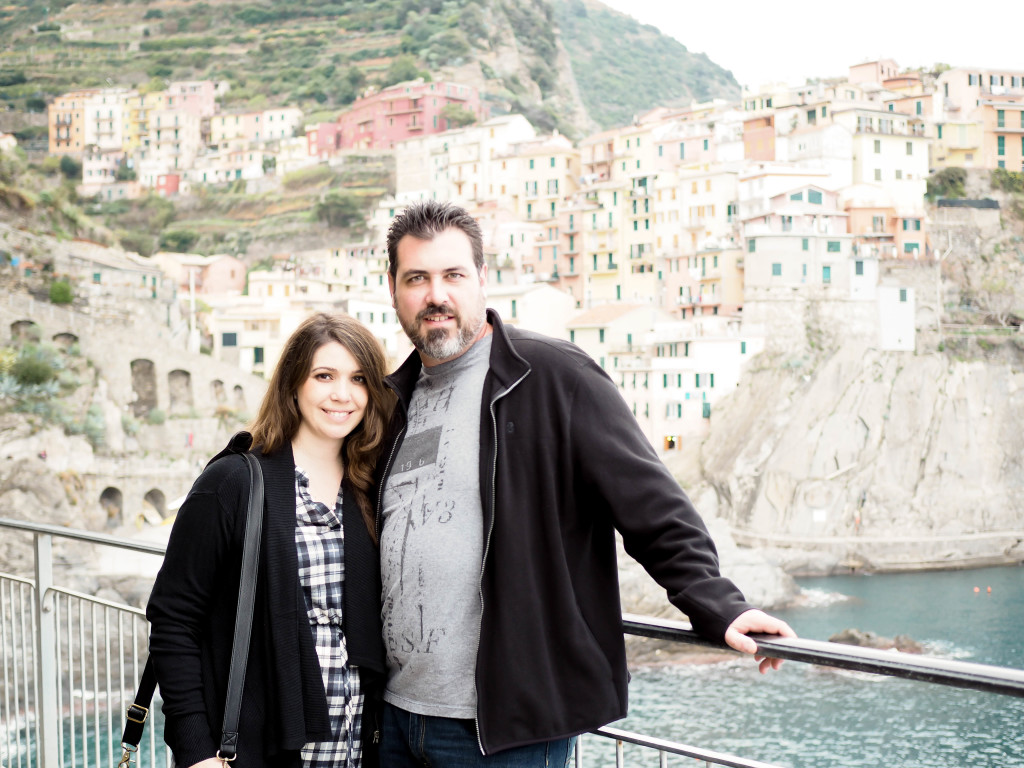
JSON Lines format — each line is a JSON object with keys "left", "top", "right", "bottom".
{"left": 623, "top": 613, "right": 1024, "bottom": 698}
{"left": 594, "top": 726, "right": 784, "bottom": 768}
{"left": 5, "top": 517, "right": 1024, "bottom": 768}
{"left": 0, "top": 519, "right": 167, "bottom": 557}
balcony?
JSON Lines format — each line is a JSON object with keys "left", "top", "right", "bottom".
{"left": 4, "top": 518, "right": 1023, "bottom": 768}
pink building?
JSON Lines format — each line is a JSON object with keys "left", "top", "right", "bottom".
{"left": 336, "top": 79, "right": 483, "bottom": 150}
{"left": 155, "top": 173, "right": 181, "bottom": 197}
{"left": 307, "top": 122, "right": 342, "bottom": 159}
{"left": 166, "top": 81, "right": 217, "bottom": 119}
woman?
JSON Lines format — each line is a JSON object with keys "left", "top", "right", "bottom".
{"left": 147, "top": 313, "right": 394, "bottom": 768}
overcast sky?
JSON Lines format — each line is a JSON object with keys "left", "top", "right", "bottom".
{"left": 597, "top": 0, "right": 1020, "bottom": 91}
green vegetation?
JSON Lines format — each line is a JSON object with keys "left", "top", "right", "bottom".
{"left": 927, "top": 167, "right": 967, "bottom": 199}
{"left": 314, "top": 190, "right": 366, "bottom": 229}
{"left": 991, "top": 167, "right": 1024, "bottom": 195}
{"left": 552, "top": 0, "right": 740, "bottom": 130}
{"left": 48, "top": 280, "right": 73, "bottom": 304}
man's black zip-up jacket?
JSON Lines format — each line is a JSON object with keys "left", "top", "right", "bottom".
{"left": 380, "top": 310, "right": 753, "bottom": 755}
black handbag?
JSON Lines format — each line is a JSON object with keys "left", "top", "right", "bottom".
{"left": 118, "top": 433, "right": 265, "bottom": 768}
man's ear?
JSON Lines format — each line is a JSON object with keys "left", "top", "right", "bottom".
{"left": 387, "top": 272, "right": 396, "bottom": 306}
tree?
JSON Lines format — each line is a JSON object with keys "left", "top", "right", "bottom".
{"left": 159, "top": 229, "right": 200, "bottom": 253}
{"left": 59, "top": 155, "right": 82, "bottom": 180}
{"left": 382, "top": 55, "right": 423, "bottom": 87}
{"left": 314, "top": 191, "right": 365, "bottom": 230}
{"left": 49, "top": 280, "right": 73, "bottom": 305}
{"left": 441, "top": 103, "right": 477, "bottom": 128}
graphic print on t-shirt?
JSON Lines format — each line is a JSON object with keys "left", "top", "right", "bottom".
{"left": 379, "top": 337, "right": 491, "bottom": 718}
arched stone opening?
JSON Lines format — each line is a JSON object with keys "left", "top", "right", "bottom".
{"left": 143, "top": 489, "right": 168, "bottom": 521}
{"left": 100, "top": 487, "right": 124, "bottom": 527}
{"left": 233, "top": 384, "right": 246, "bottom": 410}
{"left": 130, "top": 359, "right": 158, "bottom": 418}
{"left": 168, "top": 369, "right": 194, "bottom": 415}
{"left": 211, "top": 379, "right": 227, "bottom": 405}
{"left": 52, "top": 332, "right": 79, "bottom": 351}
{"left": 10, "top": 320, "right": 41, "bottom": 343}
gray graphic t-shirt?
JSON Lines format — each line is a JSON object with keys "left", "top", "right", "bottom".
{"left": 380, "top": 334, "right": 492, "bottom": 718}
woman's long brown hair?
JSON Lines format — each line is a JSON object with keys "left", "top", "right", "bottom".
{"left": 248, "top": 312, "right": 394, "bottom": 541}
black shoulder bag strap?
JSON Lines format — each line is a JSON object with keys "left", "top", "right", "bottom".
{"left": 118, "top": 433, "right": 265, "bottom": 768}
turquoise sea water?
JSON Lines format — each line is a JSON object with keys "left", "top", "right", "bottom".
{"left": 592, "top": 565, "right": 1024, "bottom": 768}
{"left": 9, "top": 567, "right": 1021, "bottom": 768}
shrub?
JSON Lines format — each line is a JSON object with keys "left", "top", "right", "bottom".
{"left": 59, "top": 155, "right": 82, "bottom": 180}
{"left": 314, "top": 191, "right": 365, "bottom": 229}
{"left": 159, "top": 229, "right": 200, "bottom": 253}
{"left": 146, "top": 408, "right": 166, "bottom": 425}
{"left": 927, "top": 167, "right": 966, "bottom": 199}
{"left": 11, "top": 355, "right": 55, "bottom": 386}
{"left": 49, "top": 280, "right": 73, "bottom": 304}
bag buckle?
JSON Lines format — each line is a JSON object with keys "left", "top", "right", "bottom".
{"left": 125, "top": 703, "right": 149, "bottom": 724}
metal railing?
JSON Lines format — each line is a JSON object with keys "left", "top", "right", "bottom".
{"left": 3, "top": 517, "right": 1024, "bottom": 768}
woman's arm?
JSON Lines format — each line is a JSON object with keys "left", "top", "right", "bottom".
{"left": 146, "top": 461, "right": 246, "bottom": 766}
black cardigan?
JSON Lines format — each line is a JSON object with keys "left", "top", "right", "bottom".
{"left": 147, "top": 442, "right": 384, "bottom": 768}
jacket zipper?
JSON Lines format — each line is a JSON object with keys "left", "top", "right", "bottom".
{"left": 375, "top": 424, "right": 406, "bottom": 543}
{"left": 474, "top": 369, "right": 530, "bottom": 755}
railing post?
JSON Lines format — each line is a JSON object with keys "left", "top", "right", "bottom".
{"left": 34, "top": 532, "right": 60, "bottom": 768}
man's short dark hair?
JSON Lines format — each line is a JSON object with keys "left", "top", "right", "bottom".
{"left": 386, "top": 200, "right": 484, "bottom": 279}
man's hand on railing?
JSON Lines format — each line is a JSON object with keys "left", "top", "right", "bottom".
{"left": 723, "top": 609, "right": 797, "bottom": 674}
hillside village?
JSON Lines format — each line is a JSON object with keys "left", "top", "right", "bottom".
{"left": 22, "top": 57, "right": 1024, "bottom": 447}
{"left": 3, "top": 51, "right": 1024, "bottom": 581}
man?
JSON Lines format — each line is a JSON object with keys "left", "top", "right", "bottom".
{"left": 377, "top": 201, "right": 795, "bottom": 767}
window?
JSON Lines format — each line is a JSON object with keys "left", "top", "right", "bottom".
{"left": 599, "top": 329, "right": 605, "bottom": 343}
{"left": 511, "top": 300, "right": 517, "bottom": 319}
{"left": 703, "top": 139, "right": 708, "bottom": 150}
{"left": 222, "top": 332, "right": 238, "bottom": 347}
{"left": 998, "top": 136, "right": 1005, "bottom": 156}
{"left": 782, "top": 215, "right": 793, "bottom": 232}
{"left": 771, "top": 263, "right": 782, "bottom": 276}
{"left": 938, "top": 124, "right": 943, "bottom": 139}
{"left": 790, "top": 191, "right": 803, "bottom": 201}
{"left": 550, "top": 157, "right": 555, "bottom": 167}
{"left": 874, "top": 169, "right": 882, "bottom": 181}
{"left": 529, "top": 159, "right": 534, "bottom": 169}
{"left": 900, "top": 288, "right": 908, "bottom": 302}
{"left": 855, "top": 260, "right": 864, "bottom": 276}
{"left": 904, "top": 243, "right": 919, "bottom": 254}
{"left": 874, "top": 139, "right": 881, "bottom": 154}
{"left": 702, "top": 402, "right": 711, "bottom": 419}
{"left": 570, "top": 330, "right": 575, "bottom": 343}
{"left": 253, "top": 347, "right": 264, "bottom": 364}
{"left": 822, "top": 265, "right": 831, "bottom": 284}
{"left": 807, "top": 108, "right": 817, "bottom": 125}
{"left": 802, "top": 238, "right": 809, "bottom": 251}
{"left": 998, "top": 110, "right": 1005, "bottom": 128}
{"left": 808, "top": 190, "right": 822, "bottom": 204}
{"left": 872, "top": 215, "right": 885, "bottom": 232}
{"left": 906, "top": 142, "right": 913, "bottom": 155}
{"left": 741, "top": 341, "right": 747, "bottom": 354}
{"left": 747, "top": 239, "right": 756, "bottom": 253}
{"left": 679, "top": 143, "right": 685, "bottom": 159}
{"left": 827, "top": 241, "right": 841, "bottom": 252}
{"left": 916, "top": 101, "right": 922, "bottom": 116}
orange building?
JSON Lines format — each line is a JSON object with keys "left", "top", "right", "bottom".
{"left": 48, "top": 89, "right": 97, "bottom": 155}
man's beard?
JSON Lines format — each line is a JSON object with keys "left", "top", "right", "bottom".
{"left": 402, "top": 300, "right": 486, "bottom": 362}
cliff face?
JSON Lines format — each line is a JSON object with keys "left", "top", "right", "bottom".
{"left": 700, "top": 342, "right": 1024, "bottom": 573}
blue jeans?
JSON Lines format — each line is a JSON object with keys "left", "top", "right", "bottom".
{"left": 380, "top": 702, "right": 576, "bottom": 767}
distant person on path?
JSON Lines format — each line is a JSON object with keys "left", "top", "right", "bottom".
{"left": 376, "top": 201, "right": 796, "bottom": 767}
{"left": 147, "top": 313, "right": 395, "bottom": 768}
